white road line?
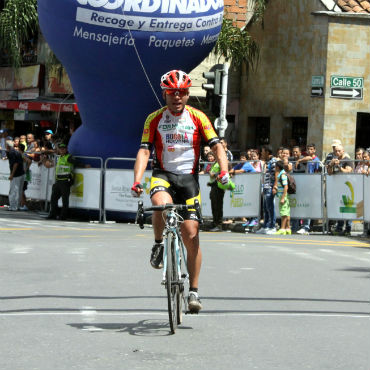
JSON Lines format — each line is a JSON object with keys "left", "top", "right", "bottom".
{"left": 320, "top": 249, "right": 370, "bottom": 262}
{"left": 293, "top": 252, "right": 324, "bottom": 261}
{"left": 10, "top": 246, "right": 32, "bottom": 254}
{"left": 0, "top": 312, "right": 369, "bottom": 319}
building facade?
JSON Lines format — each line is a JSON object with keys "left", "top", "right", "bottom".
{"left": 238, "top": 0, "right": 370, "bottom": 157}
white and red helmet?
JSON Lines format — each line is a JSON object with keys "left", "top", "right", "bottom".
{"left": 160, "top": 70, "right": 192, "bottom": 90}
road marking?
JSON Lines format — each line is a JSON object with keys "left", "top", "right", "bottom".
{"left": 10, "top": 246, "right": 32, "bottom": 254}
{"left": 319, "top": 249, "right": 370, "bottom": 262}
{"left": 0, "top": 228, "right": 33, "bottom": 231}
{"left": 202, "top": 237, "right": 369, "bottom": 248}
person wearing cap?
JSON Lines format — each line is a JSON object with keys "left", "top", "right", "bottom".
{"left": 47, "top": 143, "right": 77, "bottom": 220}
{"left": 42, "top": 130, "right": 55, "bottom": 154}
{"left": 131, "top": 70, "right": 229, "bottom": 313}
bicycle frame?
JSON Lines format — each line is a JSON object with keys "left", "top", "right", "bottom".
{"left": 162, "top": 209, "right": 189, "bottom": 285}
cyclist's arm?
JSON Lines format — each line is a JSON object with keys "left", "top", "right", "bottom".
{"left": 212, "top": 142, "right": 228, "bottom": 173}
{"left": 134, "top": 148, "right": 150, "bottom": 184}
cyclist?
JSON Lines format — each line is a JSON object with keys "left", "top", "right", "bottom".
{"left": 131, "top": 70, "right": 229, "bottom": 313}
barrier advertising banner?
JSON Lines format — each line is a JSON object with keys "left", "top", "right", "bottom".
{"left": 59, "top": 168, "right": 102, "bottom": 209}
{"left": 0, "top": 159, "right": 10, "bottom": 195}
{"left": 275, "top": 174, "right": 323, "bottom": 219}
{"left": 364, "top": 176, "right": 370, "bottom": 222}
{"left": 199, "top": 173, "right": 262, "bottom": 218}
{"left": 326, "top": 174, "right": 364, "bottom": 220}
{"left": 105, "top": 170, "right": 262, "bottom": 218}
{"left": 105, "top": 169, "right": 152, "bottom": 212}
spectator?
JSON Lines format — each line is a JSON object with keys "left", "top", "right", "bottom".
{"left": 354, "top": 147, "right": 366, "bottom": 173}
{"left": 362, "top": 150, "right": 370, "bottom": 176}
{"left": 220, "top": 137, "right": 233, "bottom": 162}
{"left": 291, "top": 146, "right": 306, "bottom": 173}
{"left": 47, "top": 143, "right": 77, "bottom": 220}
{"left": 199, "top": 151, "right": 215, "bottom": 174}
{"left": 202, "top": 145, "right": 211, "bottom": 159}
{"left": 325, "top": 139, "right": 349, "bottom": 165}
{"left": 229, "top": 152, "right": 256, "bottom": 175}
{"left": 25, "top": 133, "right": 36, "bottom": 152}
{"left": 299, "top": 143, "right": 322, "bottom": 174}
{"left": 19, "top": 135, "right": 27, "bottom": 151}
{"left": 5, "top": 140, "right": 25, "bottom": 211}
{"left": 273, "top": 160, "right": 291, "bottom": 235}
{"left": 13, "top": 136, "right": 20, "bottom": 150}
{"left": 250, "top": 150, "right": 263, "bottom": 172}
{"left": 281, "top": 147, "right": 293, "bottom": 172}
{"left": 256, "top": 145, "right": 277, "bottom": 234}
{"left": 293, "top": 143, "right": 322, "bottom": 235}
{"left": 276, "top": 146, "right": 284, "bottom": 159}
{"left": 327, "top": 144, "right": 353, "bottom": 235}
{"left": 18, "top": 143, "right": 32, "bottom": 211}
{"left": 244, "top": 150, "right": 262, "bottom": 228}
{"left": 208, "top": 158, "right": 226, "bottom": 232}
{"left": 41, "top": 130, "right": 56, "bottom": 154}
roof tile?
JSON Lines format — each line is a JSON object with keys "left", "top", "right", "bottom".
{"left": 336, "top": 0, "right": 370, "bottom": 12}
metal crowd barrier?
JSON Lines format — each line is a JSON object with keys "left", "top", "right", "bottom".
{"left": 1, "top": 156, "right": 369, "bottom": 229}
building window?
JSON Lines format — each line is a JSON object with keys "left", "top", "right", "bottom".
{"left": 248, "top": 117, "right": 270, "bottom": 148}
{"left": 291, "top": 117, "right": 308, "bottom": 148}
{"left": 356, "top": 113, "right": 370, "bottom": 150}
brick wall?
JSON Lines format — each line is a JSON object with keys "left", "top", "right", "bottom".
{"left": 224, "top": 0, "right": 249, "bottom": 28}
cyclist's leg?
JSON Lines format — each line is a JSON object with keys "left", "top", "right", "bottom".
{"left": 181, "top": 219, "right": 201, "bottom": 289}
{"left": 149, "top": 172, "right": 174, "bottom": 240}
{"left": 151, "top": 191, "right": 173, "bottom": 239}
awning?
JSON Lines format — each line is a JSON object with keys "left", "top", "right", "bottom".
{"left": 0, "top": 100, "right": 79, "bottom": 113}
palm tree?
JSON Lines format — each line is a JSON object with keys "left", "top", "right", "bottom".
{"left": 0, "top": 0, "right": 38, "bottom": 68}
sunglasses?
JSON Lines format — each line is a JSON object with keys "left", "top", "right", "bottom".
{"left": 164, "top": 89, "right": 189, "bottom": 97}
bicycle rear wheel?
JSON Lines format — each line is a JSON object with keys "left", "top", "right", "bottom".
{"left": 166, "top": 233, "right": 179, "bottom": 334}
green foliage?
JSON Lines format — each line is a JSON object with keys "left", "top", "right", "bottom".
{"left": 0, "top": 0, "right": 38, "bottom": 68}
{"left": 215, "top": 0, "right": 268, "bottom": 73}
{"left": 215, "top": 18, "right": 260, "bottom": 73}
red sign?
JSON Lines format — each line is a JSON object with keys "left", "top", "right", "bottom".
{"left": 0, "top": 100, "right": 78, "bottom": 113}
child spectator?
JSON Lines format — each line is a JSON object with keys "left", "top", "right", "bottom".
{"left": 274, "top": 160, "right": 291, "bottom": 235}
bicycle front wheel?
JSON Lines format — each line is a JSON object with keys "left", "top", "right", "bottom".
{"left": 166, "top": 232, "right": 179, "bottom": 334}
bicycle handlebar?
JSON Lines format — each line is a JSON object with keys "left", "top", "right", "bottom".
{"left": 136, "top": 199, "right": 202, "bottom": 229}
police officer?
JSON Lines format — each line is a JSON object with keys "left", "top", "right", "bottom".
{"left": 47, "top": 143, "right": 77, "bottom": 220}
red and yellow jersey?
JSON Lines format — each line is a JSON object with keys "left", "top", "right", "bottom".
{"left": 140, "top": 105, "right": 219, "bottom": 174}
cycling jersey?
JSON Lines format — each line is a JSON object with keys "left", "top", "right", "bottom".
{"left": 140, "top": 105, "right": 219, "bottom": 174}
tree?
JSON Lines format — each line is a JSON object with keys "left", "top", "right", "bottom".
{"left": 0, "top": 0, "right": 38, "bottom": 68}
{"left": 215, "top": 0, "right": 268, "bottom": 74}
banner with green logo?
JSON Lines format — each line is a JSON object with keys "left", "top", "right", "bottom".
{"left": 326, "top": 174, "right": 364, "bottom": 220}
{"left": 275, "top": 174, "right": 323, "bottom": 219}
{"left": 364, "top": 176, "right": 370, "bottom": 222}
{"left": 199, "top": 173, "right": 262, "bottom": 218}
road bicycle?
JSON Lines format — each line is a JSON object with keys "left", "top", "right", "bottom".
{"left": 136, "top": 200, "right": 202, "bottom": 334}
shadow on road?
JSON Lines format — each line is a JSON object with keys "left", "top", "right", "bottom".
{"left": 67, "top": 320, "right": 192, "bottom": 336}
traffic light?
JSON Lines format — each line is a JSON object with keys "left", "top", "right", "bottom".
{"left": 202, "top": 64, "right": 229, "bottom": 137}
{"left": 202, "top": 69, "right": 222, "bottom": 95}
{"left": 202, "top": 68, "right": 223, "bottom": 116}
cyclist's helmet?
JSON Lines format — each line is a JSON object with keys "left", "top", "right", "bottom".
{"left": 160, "top": 70, "right": 192, "bottom": 90}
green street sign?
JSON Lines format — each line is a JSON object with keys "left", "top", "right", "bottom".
{"left": 311, "top": 75, "right": 324, "bottom": 87}
{"left": 330, "top": 76, "right": 364, "bottom": 89}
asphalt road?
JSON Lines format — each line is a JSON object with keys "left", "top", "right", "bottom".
{"left": 1, "top": 209, "right": 369, "bottom": 370}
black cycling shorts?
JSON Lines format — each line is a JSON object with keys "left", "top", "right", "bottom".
{"left": 149, "top": 169, "right": 201, "bottom": 222}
